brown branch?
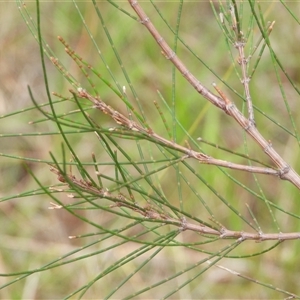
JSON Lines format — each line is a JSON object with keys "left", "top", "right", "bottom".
{"left": 127, "top": 0, "right": 300, "bottom": 190}
{"left": 49, "top": 166, "right": 300, "bottom": 242}
{"left": 128, "top": 1, "right": 226, "bottom": 111}
{"left": 75, "top": 88, "right": 279, "bottom": 177}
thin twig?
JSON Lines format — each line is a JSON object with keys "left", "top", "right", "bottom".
{"left": 50, "top": 165, "right": 300, "bottom": 242}
{"left": 236, "top": 40, "right": 255, "bottom": 124}
{"left": 207, "top": 261, "right": 299, "bottom": 299}
{"left": 76, "top": 88, "right": 279, "bottom": 177}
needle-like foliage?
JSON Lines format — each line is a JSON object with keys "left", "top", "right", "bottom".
{"left": 0, "top": 0, "right": 300, "bottom": 298}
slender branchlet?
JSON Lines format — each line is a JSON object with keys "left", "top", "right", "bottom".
{"left": 75, "top": 87, "right": 280, "bottom": 177}
{"left": 207, "top": 261, "right": 299, "bottom": 299}
{"left": 50, "top": 165, "right": 300, "bottom": 242}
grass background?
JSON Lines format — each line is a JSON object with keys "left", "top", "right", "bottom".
{"left": 0, "top": 1, "right": 300, "bottom": 298}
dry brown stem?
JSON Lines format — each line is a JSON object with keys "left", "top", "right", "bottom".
{"left": 75, "top": 88, "right": 279, "bottom": 177}
{"left": 49, "top": 166, "right": 300, "bottom": 241}
{"left": 127, "top": 0, "right": 300, "bottom": 190}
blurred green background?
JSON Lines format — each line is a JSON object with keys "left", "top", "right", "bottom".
{"left": 0, "top": 1, "right": 300, "bottom": 298}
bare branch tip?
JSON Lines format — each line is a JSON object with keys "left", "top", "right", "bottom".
{"left": 48, "top": 202, "right": 62, "bottom": 210}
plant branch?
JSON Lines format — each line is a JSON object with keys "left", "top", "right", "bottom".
{"left": 207, "top": 261, "right": 299, "bottom": 298}
{"left": 236, "top": 40, "right": 254, "bottom": 124}
{"left": 50, "top": 165, "right": 300, "bottom": 242}
{"left": 127, "top": 0, "right": 300, "bottom": 190}
{"left": 75, "top": 88, "right": 279, "bottom": 177}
